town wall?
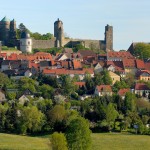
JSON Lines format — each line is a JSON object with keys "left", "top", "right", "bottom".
{"left": 32, "top": 38, "right": 56, "bottom": 49}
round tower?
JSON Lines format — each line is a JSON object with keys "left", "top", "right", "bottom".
{"left": 20, "top": 31, "right": 32, "bottom": 53}
{"left": 54, "top": 18, "right": 64, "bottom": 47}
{"left": 0, "top": 16, "right": 10, "bottom": 44}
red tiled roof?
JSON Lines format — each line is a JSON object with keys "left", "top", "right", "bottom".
{"left": 118, "top": 88, "right": 130, "bottom": 96}
{"left": 122, "top": 59, "right": 136, "bottom": 68}
{"left": 135, "top": 59, "right": 145, "bottom": 69}
{"left": 135, "top": 83, "right": 150, "bottom": 90}
{"left": 43, "top": 68, "right": 94, "bottom": 75}
{"left": 73, "top": 60, "right": 82, "bottom": 69}
{"left": 145, "top": 62, "right": 150, "bottom": 71}
{"left": 96, "top": 85, "right": 112, "bottom": 92}
{"left": 7, "top": 53, "right": 18, "bottom": 60}
{"left": 108, "top": 51, "right": 134, "bottom": 59}
{"left": 0, "top": 53, "right": 7, "bottom": 58}
{"left": 29, "top": 61, "right": 39, "bottom": 69}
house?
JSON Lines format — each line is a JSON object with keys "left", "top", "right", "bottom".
{"left": 18, "top": 95, "right": 30, "bottom": 105}
{"left": 109, "top": 71, "right": 120, "bottom": 85}
{"left": 137, "top": 70, "right": 150, "bottom": 82}
{"left": 107, "top": 51, "right": 134, "bottom": 61}
{"left": 118, "top": 88, "right": 130, "bottom": 99}
{"left": 134, "top": 83, "right": 150, "bottom": 97}
{"left": 18, "top": 89, "right": 34, "bottom": 105}
{"left": 94, "top": 85, "right": 112, "bottom": 96}
{"left": 93, "top": 62, "right": 103, "bottom": 73}
{"left": 43, "top": 68, "right": 94, "bottom": 80}
{"left": 122, "top": 59, "right": 137, "bottom": 75}
{"left": 0, "top": 90, "right": 6, "bottom": 102}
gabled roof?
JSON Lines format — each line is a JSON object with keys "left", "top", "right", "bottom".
{"left": 108, "top": 51, "right": 134, "bottom": 59}
{"left": 106, "top": 61, "right": 124, "bottom": 72}
{"left": 96, "top": 85, "right": 112, "bottom": 92}
{"left": 135, "top": 59, "right": 145, "bottom": 69}
{"left": 78, "top": 50, "right": 96, "bottom": 57}
{"left": 135, "top": 83, "right": 150, "bottom": 90}
{"left": 122, "top": 59, "right": 136, "bottom": 68}
{"left": 145, "top": 62, "right": 150, "bottom": 71}
{"left": 118, "top": 88, "right": 130, "bottom": 96}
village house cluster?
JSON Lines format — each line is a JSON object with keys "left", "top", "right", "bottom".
{"left": 0, "top": 48, "right": 150, "bottom": 102}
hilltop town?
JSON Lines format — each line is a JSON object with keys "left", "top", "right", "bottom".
{"left": 0, "top": 16, "right": 150, "bottom": 149}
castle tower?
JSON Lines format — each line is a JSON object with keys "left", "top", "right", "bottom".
{"left": 105, "top": 24, "right": 113, "bottom": 51}
{"left": 9, "top": 19, "right": 16, "bottom": 39}
{"left": 20, "top": 31, "right": 32, "bottom": 53}
{"left": 0, "top": 16, "right": 10, "bottom": 45}
{"left": 54, "top": 18, "right": 64, "bottom": 47}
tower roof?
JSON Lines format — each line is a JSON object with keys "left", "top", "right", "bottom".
{"left": 21, "top": 31, "right": 30, "bottom": 39}
{"left": 1, "top": 16, "right": 10, "bottom": 22}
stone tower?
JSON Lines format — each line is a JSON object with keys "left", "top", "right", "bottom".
{"left": 105, "top": 24, "right": 113, "bottom": 51}
{"left": 0, "top": 16, "right": 10, "bottom": 45}
{"left": 54, "top": 18, "right": 64, "bottom": 47}
{"left": 9, "top": 19, "right": 16, "bottom": 39}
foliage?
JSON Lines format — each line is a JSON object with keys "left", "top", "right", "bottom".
{"left": 100, "top": 103, "right": 118, "bottom": 131}
{"left": 51, "top": 132, "right": 68, "bottom": 150}
{"left": 18, "top": 106, "right": 45, "bottom": 134}
{"left": 48, "top": 105, "right": 67, "bottom": 131}
{"left": 66, "top": 117, "right": 92, "bottom": 150}
{"left": 124, "top": 92, "right": 137, "bottom": 113}
{"left": 39, "top": 84, "right": 54, "bottom": 99}
{"left": 133, "top": 43, "right": 150, "bottom": 60}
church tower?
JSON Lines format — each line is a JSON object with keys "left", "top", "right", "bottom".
{"left": 105, "top": 24, "right": 113, "bottom": 51}
{"left": 54, "top": 18, "right": 64, "bottom": 47}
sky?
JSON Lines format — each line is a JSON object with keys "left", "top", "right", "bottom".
{"left": 0, "top": 0, "right": 150, "bottom": 50}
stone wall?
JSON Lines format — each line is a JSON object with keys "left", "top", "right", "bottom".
{"left": 32, "top": 38, "right": 56, "bottom": 49}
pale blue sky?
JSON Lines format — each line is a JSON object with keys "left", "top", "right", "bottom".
{"left": 0, "top": 0, "right": 150, "bottom": 50}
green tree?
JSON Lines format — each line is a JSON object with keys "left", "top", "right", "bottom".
{"left": 48, "top": 105, "right": 67, "bottom": 131}
{"left": 19, "top": 106, "right": 45, "bottom": 134}
{"left": 124, "top": 92, "right": 137, "bottom": 113}
{"left": 102, "top": 70, "right": 112, "bottom": 85}
{"left": 133, "top": 43, "right": 150, "bottom": 60}
{"left": 39, "top": 84, "right": 54, "bottom": 99}
{"left": 93, "top": 73, "right": 103, "bottom": 86}
{"left": 51, "top": 132, "right": 68, "bottom": 150}
{"left": 66, "top": 117, "right": 92, "bottom": 150}
{"left": 60, "top": 75, "right": 76, "bottom": 97}
{"left": 0, "top": 104, "right": 8, "bottom": 131}
{"left": 101, "top": 103, "right": 118, "bottom": 131}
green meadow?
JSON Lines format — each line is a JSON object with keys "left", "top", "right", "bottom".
{"left": 0, "top": 133, "right": 149, "bottom": 150}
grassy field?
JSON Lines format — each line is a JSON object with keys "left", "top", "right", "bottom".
{"left": 0, "top": 133, "right": 50, "bottom": 150}
{"left": 0, "top": 133, "right": 150, "bottom": 150}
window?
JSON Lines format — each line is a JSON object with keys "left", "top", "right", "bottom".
{"left": 28, "top": 41, "right": 30, "bottom": 45}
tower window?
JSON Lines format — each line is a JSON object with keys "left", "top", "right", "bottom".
{"left": 28, "top": 41, "right": 30, "bottom": 45}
